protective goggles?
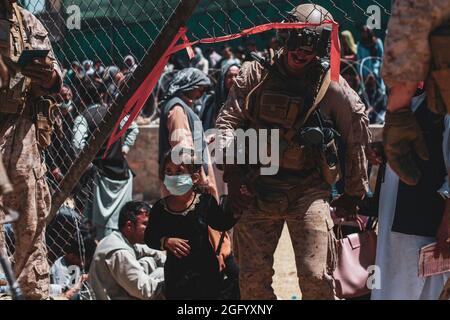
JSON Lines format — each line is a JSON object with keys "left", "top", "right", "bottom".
{"left": 286, "top": 27, "right": 331, "bottom": 57}
{"left": 286, "top": 29, "right": 320, "bottom": 52}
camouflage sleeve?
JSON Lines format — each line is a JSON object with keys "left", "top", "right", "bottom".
{"left": 319, "top": 76, "right": 371, "bottom": 197}
{"left": 24, "top": 8, "right": 63, "bottom": 92}
{"left": 382, "top": 0, "right": 450, "bottom": 87}
{"left": 215, "top": 61, "right": 264, "bottom": 179}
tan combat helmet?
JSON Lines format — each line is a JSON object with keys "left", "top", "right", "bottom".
{"left": 288, "top": 3, "right": 334, "bottom": 26}
{"left": 278, "top": 3, "right": 334, "bottom": 57}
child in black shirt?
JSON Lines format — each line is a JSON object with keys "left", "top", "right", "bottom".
{"left": 144, "top": 150, "right": 235, "bottom": 299}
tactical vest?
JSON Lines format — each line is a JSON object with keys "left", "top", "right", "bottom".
{"left": 427, "top": 19, "right": 450, "bottom": 115}
{"left": 241, "top": 58, "right": 339, "bottom": 213}
{"left": 0, "top": 4, "right": 57, "bottom": 150}
{"left": 0, "top": 3, "right": 32, "bottom": 115}
{"left": 243, "top": 58, "right": 331, "bottom": 172}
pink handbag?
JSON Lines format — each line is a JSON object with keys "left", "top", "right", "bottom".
{"left": 332, "top": 221, "right": 377, "bottom": 299}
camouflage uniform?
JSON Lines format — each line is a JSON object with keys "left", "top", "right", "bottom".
{"left": 382, "top": 0, "right": 450, "bottom": 186}
{"left": 216, "top": 59, "right": 370, "bottom": 299}
{"left": 382, "top": 0, "right": 450, "bottom": 87}
{"left": 0, "top": 4, "right": 62, "bottom": 299}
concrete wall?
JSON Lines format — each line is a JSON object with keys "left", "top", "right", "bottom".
{"left": 127, "top": 124, "right": 161, "bottom": 202}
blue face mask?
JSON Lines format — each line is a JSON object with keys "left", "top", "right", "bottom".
{"left": 164, "top": 174, "right": 194, "bottom": 196}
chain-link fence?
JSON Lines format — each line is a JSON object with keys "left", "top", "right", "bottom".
{"left": 5, "top": 0, "right": 186, "bottom": 284}
{"left": 3, "top": 0, "right": 391, "bottom": 299}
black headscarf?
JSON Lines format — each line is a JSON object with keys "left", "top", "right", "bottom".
{"left": 163, "top": 67, "right": 211, "bottom": 102}
{"left": 199, "top": 61, "right": 241, "bottom": 131}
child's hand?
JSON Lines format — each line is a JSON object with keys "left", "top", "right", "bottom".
{"left": 164, "top": 237, "right": 191, "bottom": 259}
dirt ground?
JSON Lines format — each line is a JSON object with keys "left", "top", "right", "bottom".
{"left": 272, "top": 223, "right": 302, "bottom": 300}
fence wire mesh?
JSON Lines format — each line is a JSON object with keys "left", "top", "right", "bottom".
{"left": 2, "top": 0, "right": 391, "bottom": 299}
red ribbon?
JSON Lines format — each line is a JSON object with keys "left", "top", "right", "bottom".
{"left": 169, "top": 21, "right": 340, "bottom": 81}
{"left": 104, "top": 21, "right": 340, "bottom": 155}
{"left": 104, "top": 27, "right": 191, "bottom": 155}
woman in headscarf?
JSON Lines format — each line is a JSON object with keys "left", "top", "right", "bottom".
{"left": 340, "top": 30, "right": 357, "bottom": 60}
{"left": 102, "top": 65, "right": 125, "bottom": 106}
{"left": 200, "top": 61, "right": 241, "bottom": 132}
{"left": 357, "top": 25, "right": 386, "bottom": 94}
{"left": 158, "top": 67, "right": 218, "bottom": 200}
{"left": 82, "top": 59, "right": 95, "bottom": 77}
{"left": 191, "top": 47, "right": 209, "bottom": 75}
{"left": 123, "top": 55, "right": 138, "bottom": 76}
{"left": 339, "top": 30, "right": 360, "bottom": 93}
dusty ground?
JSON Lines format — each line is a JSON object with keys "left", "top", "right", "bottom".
{"left": 272, "top": 223, "right": 302, "bottom": 300}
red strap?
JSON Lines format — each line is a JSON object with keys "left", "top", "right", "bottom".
{"left": 104, "top": 21, "right": 341, "bottom": 155}
{"left": 104, "top": 27, "right": 189, "bottom": 155}
{"left": 330, "top": 22, "right": 340, "bottom": 82}
{"left": 181, "top": 32, "right": 195, "bottom": 60}
{"left": 169, "top": 21, "right": 341, "bottom": 80}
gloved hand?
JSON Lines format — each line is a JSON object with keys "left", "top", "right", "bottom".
{"left": 383, "top": 108, "right": 429, "bottom": 186}
{"left": 21, "top": 57, "right": 57, "bottom": 87}
{"left": 331, "top": 193, "right": 361, "bottom": 220}
{"left": 0, "top": 55, "right": 9, "bottom": 88}
{"left": 226, "top": 170, "right": 254, "bottom": 214}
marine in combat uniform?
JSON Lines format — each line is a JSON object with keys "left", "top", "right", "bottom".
{"left": 215, "top": 4, "right": 371, "bottom": 299}
{"left": 0, "top": 0, "right": 62, "bottom": 299}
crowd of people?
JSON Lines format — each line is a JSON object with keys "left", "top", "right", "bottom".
{"left": 1, "top": 1, "right": 449, "bottom": 301}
